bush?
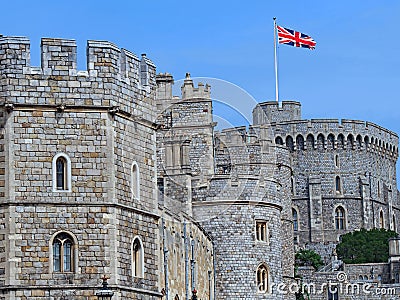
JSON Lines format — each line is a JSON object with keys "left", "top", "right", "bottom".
{"left": 295, "top": 249, "right": 323, "bottom": 270}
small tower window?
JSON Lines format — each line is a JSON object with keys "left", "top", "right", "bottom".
{"left": 132, "top": 237, "right": 144, "bottom": 277}
{"left": 56, "top": 157, "right": 67, "bottom": 190}
{"left": 131, "top": 162, "right": 140, "bottom": 200}
{"left": 334, "top": 155, "right": 339, "bottom": 168}
{"left": 256, "top": 264, "right": 269, "bottom": 293}
{"left": 275, "top": 136, "right": 283, "bottom": 145}
{"left": 292, "top": 208, "right": 299, "bottom": 231}
{"left": 306, "top": 134, "right": 315, "bottom": 148}
{"left": 296, "top": 135, "right": 305, "bottom": 150}
{"left": 52, "top": 232, "right": 75, "bottom": 273}
{"left": 286, "top": 136, "right": 294, "bottom": 151}
{"left": 335, "top": 206, "right": 345, "bottom": 230}
{"left": 255, "top": 221, "right": 268, "bottom": 242}
{"left": 52, "top": 153, "right": 71, "bottom": 192}
{"left": 335, "top": 176, "right": 341, "bottom": 193}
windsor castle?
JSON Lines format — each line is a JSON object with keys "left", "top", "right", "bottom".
{"left": 0, "top": 35, "right": 400, "bottom": 300}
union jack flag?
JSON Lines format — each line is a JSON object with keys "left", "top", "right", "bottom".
{"left": 277, "top": 25, "right": 316, "bottom": 50}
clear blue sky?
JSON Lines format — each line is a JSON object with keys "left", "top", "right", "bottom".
{"left": 1, "top": 1, "right": 400, "bottom": 173}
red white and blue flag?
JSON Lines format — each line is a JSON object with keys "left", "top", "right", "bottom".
{"left": 277, "top": 25, "right": 316, "bottom": 50}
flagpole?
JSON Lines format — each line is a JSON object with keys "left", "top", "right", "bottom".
{"left": 273, "top": 17, "right": 279, "bottom": 103}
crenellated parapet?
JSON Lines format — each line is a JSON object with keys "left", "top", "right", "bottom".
{"left": 270, "top": 118, "right": 398, "bottom": 161}
{"left": 181, "top": 73, "right": 210, "bottom": 100}
{"left": 253, "top": 100, "right": 302, "bottom": 124}
{"left": 0, "top": 35, "right": 157, "bottom": 121}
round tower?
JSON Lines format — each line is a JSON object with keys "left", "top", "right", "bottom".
{"left": 255, "top": 100, "right": 399, "bottom": 262}
{"left": 192, "top": 124, "right": 294, "bottom": 299}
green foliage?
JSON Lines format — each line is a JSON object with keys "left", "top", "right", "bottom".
{"left": 336, "top": 228, "right": 398, "bottom": 264}
{"left": 295, "top": 249, "right": 323, "bottom": 271}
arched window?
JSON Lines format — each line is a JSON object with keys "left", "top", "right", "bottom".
{"left": 356, "top": 135, "right": 362, "bottom": 149}
{"left": 255, "top": 221, "right": 268, "bottom": 242}
{"left": 292, "top": 208, "right": 299, "bottom": 231}
{"left": 296, "top": 135, "right": 305, "bottom": 150}
{"left": 335, "top": 176, "right": 341, "bottom": 193}
{"left": 286, "top": 136, "right": 294, "bottom": 151}
{"left": 174, "top": 295, "right": 180, "bottom": 300}
{"left": 364, "top": 136, "right": 369, "bottom": 148}
{"left": 131, "top": 162, "right": 140, "bottom": 200}
{"left": 327, "top": 134, "right": 335, "bottom": 149}
{"left": 317, "top": 133, "right": 325, "bottom": 149}
{"left": 56, "top": 157, "right": 66, "bottom": 189}
{"left": 337, "top": 134, "right": 344, "bottom": 148}
{"left": 52, "top": 153, "right": 71, "bottom": 192}
{"left": 358, "top": 275, "right": 363, "bottom": 281}
{"left": 275, "top": 136, "right": 283, "bottom": 145}
{"left": 132, "top": 237, "right": 144, "bottom": 278}
{"left": 256, "top": 264, "right": 269, "bottom": 293}
{"left": 52, "top": 232, "right": 75, "bottom": 273}
{"left": 347, "top": 134, "right": 354, "bottom": 148}
{"left": 379, "top": 210, "right": 385, "bottom": 229}
{"left": 335, "top": 206, "right": 345, "bottom": 230}
{"left": 393, "top": 214, "right": 396, "bottom": 232}
{"left": 306, "top": 134, "right": 315, "bottom": 148}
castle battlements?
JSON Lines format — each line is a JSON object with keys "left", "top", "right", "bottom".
{"left": 181, "top": 73, "right": 211, "bottom": 100}
{"left": 253, "top": 100, "right": 302, "bottom": 124}
{"left": 270, "top": 118, "right": 398, "bottom": 160}
{"left": 252, "top": 101, "right": 398, "bottom": 160}
{"left": 0, "top": 35, "right": 157, "bottom": 121}
{"left": 0, "top": 36, "right": 155, "bottom": 83}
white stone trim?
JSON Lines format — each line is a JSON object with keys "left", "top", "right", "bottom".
{"left": 49, "top": 230, "right": 79, "bottom": 274}
{"left": 256, "top": 262, "right": 271, "bottom": 294}
{"left": 131, "top": 236, "right": 144, "bottom": 278}
{"left": 130, "top": 161, "right": 140, "bottom": 201}
{"left": 52, "top": 153, "right": 72, "bottom": 192}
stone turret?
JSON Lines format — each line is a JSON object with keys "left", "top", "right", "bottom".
{"left": 253, "top": 101, "right": 302, "bottom": 124}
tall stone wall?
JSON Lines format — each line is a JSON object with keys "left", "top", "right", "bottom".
{"left": 0, "top": 35, "right": 161, "bottom": 299}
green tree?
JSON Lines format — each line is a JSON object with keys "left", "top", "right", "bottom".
{"left": 295, "top": 249, "right": 323, "bottom": 271}
{"left": 336, "top": 228, "right": 398, "bottom": 264}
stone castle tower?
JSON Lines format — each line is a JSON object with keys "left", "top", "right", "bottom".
{"left": 0, "top": 36, "right": 215, "bottom": 300}
{"left": 1, "top": 34, "right": 399, "bottom": 300}
{"left": 254, "top": 102, "right": 399, "bottom": 261}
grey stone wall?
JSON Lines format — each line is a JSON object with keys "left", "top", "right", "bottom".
{"left": 158, "top": 216, "right": 214, "bottom": 300}
{"left": 0, "top": 35, "right": 161, "bottom": 299}
{"left": 194, "top": 203, "right": 284, "bottom": 300}
{"left": 254, "top": 101, "right": 399, "bottom": 255}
